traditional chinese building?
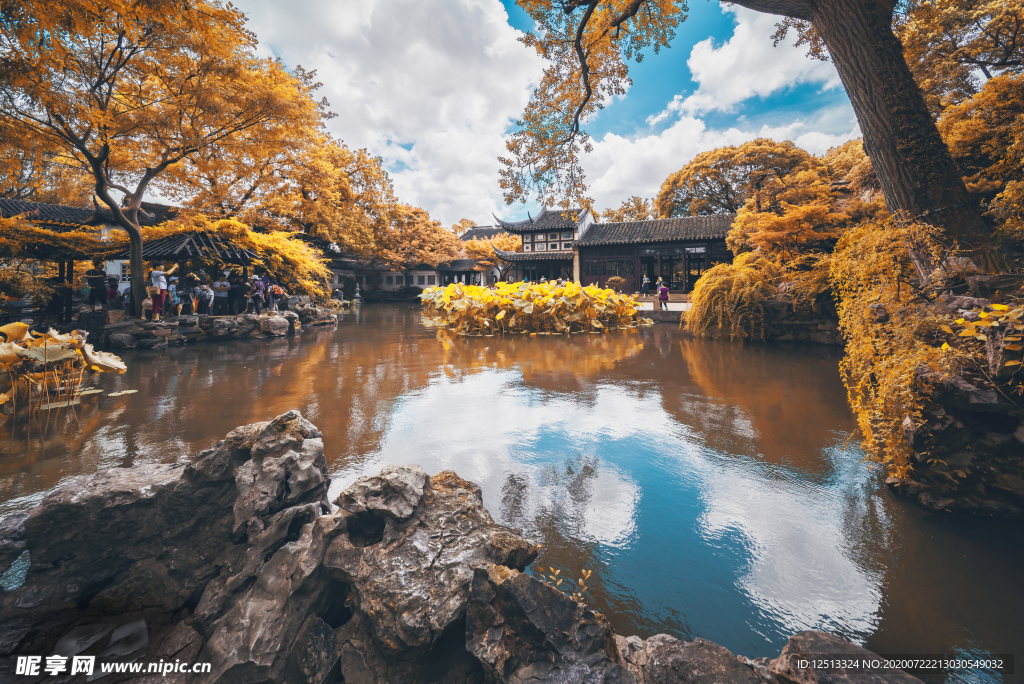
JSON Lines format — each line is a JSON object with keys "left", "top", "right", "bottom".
{"left": 491, "top": 207, "right": 596, "bottom": 283}
{"left": 492, "top": 208, "right": 734, "bottom": 292}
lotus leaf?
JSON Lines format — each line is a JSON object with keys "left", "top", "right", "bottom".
{"left": 17, "top": 345, "right": 80, "bottom": 364}
{"left": 0, "top": 322, "right": 31, "bottom": 341}
{"left": 81, "top": 344, "right": 127, "bottom": 373}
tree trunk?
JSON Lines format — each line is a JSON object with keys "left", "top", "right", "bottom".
{"left": 732, "top": 0, "right": 993, "bottom": 258}
{"left": 127, "top": 226, "right": 146, "bottom": 319}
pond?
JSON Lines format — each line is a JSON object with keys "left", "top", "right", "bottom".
{"left": 1, "top": 303, "right": 1021, "bottom": 683}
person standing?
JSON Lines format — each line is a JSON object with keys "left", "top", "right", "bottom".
{"left": 658, "top": 281, "right": 669, "bottom": 310}
{"left": 268, "top": 281, "right": 284, "bottom": 311}
{"left": 177, "top": 272, "right": 197, "bottom": 314}
{"left": 85, "top": 260, "right": 108, "bottom": 309}
{"left": 166, "top": 277, "right": 181, "bottom": 317}
{"left": 228, "top": 276, "right": 243, "bottom": 314}
{"left": 641, "top": 274, "right": 650, "bottom": 297}
{"left": 212, "top": 274, "right": 231, "bottom": 315}
{"left": 248, "top": 276, "right": 264, "bottom": 315}
{"left": 149, "top": 263, "right": 178, "bottom": 321}
{"left": 196, "top": 279, "right": 214, "bottom": 315}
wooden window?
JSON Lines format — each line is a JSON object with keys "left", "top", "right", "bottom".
{"left": 561, "top": 231, "right": 572, "bottom": 239}
{"left": 549, "top": 233, "right": 558, "bottom": 240}
{"left": 536, "top": 243, "right": 546, "bottom": 251}
{"left": 386, "top": 275, "right": 393, "bottom": 285}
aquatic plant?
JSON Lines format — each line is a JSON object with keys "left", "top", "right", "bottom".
{"left": 419, "top": 281, "right": 652, "bottom": 335}
{"left": 0, "top": 322, "right": 127, "bottom": 423}
{"left": 536, "top": 565, "right": 593, "bottom": 604}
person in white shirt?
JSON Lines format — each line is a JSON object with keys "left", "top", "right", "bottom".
{"left": 212, "top": 275, "right": 232, "bottom": 316}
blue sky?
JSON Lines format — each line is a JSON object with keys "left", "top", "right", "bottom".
{"left": 236, "top": 0, "right": 858, "bottom": 225}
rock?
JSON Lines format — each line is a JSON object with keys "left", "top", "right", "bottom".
{"left": 106, "top": 332, "right": 138, "bottom": 349}
{"left": 136, "top": 337, "right": 167, "bottom": 349}
{"left": 212, "top": 317, "right": 238, "bottom": 337}
{"left": 967, "top": 274, "right": 1024, "bottom": 298}
{"left": 466, "top": 563, "right": 633, "bottom": 684}
{"left": 259, "top": 315, "right": 289, "bottom": 337}
{"left": 769, "top": 631, "right": 924, "bottom": 683}
{"left": 324, "top": 470, "right": 537, "bottom": 681}
{"left": 281, "top": 294, "right": 311, "bottom": 311}
{"left": 281, "top": 311, "right": 300, "bottom": 334}
{"left": 869, "top": 303, "right": 889, "bottom": 323}
{"left": 336, "top": 464, "right": 428, "bottom": 521}
{"left": 615, "top": 633, "right": 759, "bottom": 684}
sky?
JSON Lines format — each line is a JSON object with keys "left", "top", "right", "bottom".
{"left": 232, "top": 0, "right": 860, "bottom": 227}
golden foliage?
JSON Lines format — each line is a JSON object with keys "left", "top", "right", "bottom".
{"left": 0, "top": 216, "right": 110, "bottom": 262}
{"left": 463, "top": 232, "right": 523, "bottom": 279}
{"left": 829, "top": 218, "right": 963, "bottom": 478}
{"left": 499, "top": 0, "right": 687, "bottom": 209}
{"left": 109, "top": 216, "right": 332, "bottom": 297}
{"left": 686, "top": 253, "right": 780, "bottom": 341}
{"left": 0, "top": 122, "right": 93, "bottom": 206}
{"left": 729, "top": 167, "right": 849, "bottom": 257}
{"left": 420, "top": 281, "right": 650, "bottom": 335}
{"left": 897, "top": 0, "right": 1024, "bottom": 115}
{"left": 0, "top": 0, "right": 322, "bottom": 313}
{"left": 376, "top": 205, "right": 464, "bottom": 275}
{"left": 821, "top": 138, "right": 880, "bottom": 196}
{"left": 656, "top": 139, "right": 816, "bottom": 219}
{"left": 937, "top": 74, "right": 1024, "bottom": 244}
{"left": 600, "top": 196, "right": 656, "bottom": 222}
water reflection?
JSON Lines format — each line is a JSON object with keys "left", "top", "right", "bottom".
{"left": 0, "top": 304, "right": 1021, "bottom": 683}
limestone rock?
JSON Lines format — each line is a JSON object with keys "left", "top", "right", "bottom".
{"left": 106, "top": 332, "right": 138, "bottom": 349}
{"left": 259, "top": 315, "right": 290, "bottom": 337}
{"left": 625, "top": 634, "right": 760, "bottom": 684}
{"left": 466, "top": 563, "right": 633, "bottom": 684}
{"left": 336, "top": 464, "right": 428, "bottom": 521}
{"left": 769, "top": 631, "right": 924, "bottom": 683}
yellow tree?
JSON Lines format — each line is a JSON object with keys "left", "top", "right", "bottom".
{"left": 0, "top": 0, "right": 320, "bottom": 314}
{"left": 451, "top": 219, "right": 476, "bottom": 236}
{"left": 0, "top": 123, "right": 93, "bottom": 206}
{"left": 463, "top": 232, "right": 523, "bottom": 280}
{"left": 502, "top": 0, "right": 993, "bottom": 259}
{"left": 937, "top": 75, "right": 1024, "bottom": 242}
{"left": 820, "top": 138, "right": 880, "bottom": 196}
{"left": 601, "top": 196, "right": 655, "bottom": 222}
{"left": 376, "top": 206, "right": 464, "bottom": 288}
{"left": 729, "top": 165, "right": 888, "bottom": 256}
{"left": 655, "top": 139, "right": 815, "bottom": 218}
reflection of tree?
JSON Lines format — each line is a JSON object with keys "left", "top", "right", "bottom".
{"left": 671, "top": 337, "right": 856, "bottom": 476}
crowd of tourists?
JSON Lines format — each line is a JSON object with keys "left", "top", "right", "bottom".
{"left": 85, "top": 260, "right": 288, "bottom": 321}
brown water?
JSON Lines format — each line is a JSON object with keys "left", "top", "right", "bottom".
{"left": 0, "top": 303, "right": 1021, "bottom": 683}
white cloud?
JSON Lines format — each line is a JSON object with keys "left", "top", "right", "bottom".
{"left": 647, "top": 6, "right": 842, "bottom": 124}
{"left": 585, "top": 4, "right": 858, "bottom": 211}
{"left": 585, "top": 107, "right": 860, "bottom": 210}
{"left": 234, "top": 0, "right": 545, "bottom": 226}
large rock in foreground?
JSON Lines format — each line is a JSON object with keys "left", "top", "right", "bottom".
{"left": 0, "top": 412, "right": 921, "bottom": 684}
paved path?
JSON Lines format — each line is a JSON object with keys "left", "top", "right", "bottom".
{"left": 638, "top": 302, "right": 691, "bottom": 311}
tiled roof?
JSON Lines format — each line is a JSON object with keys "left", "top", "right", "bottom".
{"left": 0, "top": 199, "right": 99, "bottom": 227}
{"left": 577, "top": 215, "right": 734, "bottom": 246}
{"left": 108, "top": 231, "right": 258, "bottom": 264}
{"left": 438, "top": 258, "right": 481, "bottom": 272}
{"left": 493, "top": 207, "right": 590, "bottom": 233}
{"left": 460, "top": 226, "right": 505, "bottom": 241}
{"left": 493, "top": 247, "right": 573, "bottom": 262}
{"left": 0, "top": 198, "right": 170, "bottom": 229}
